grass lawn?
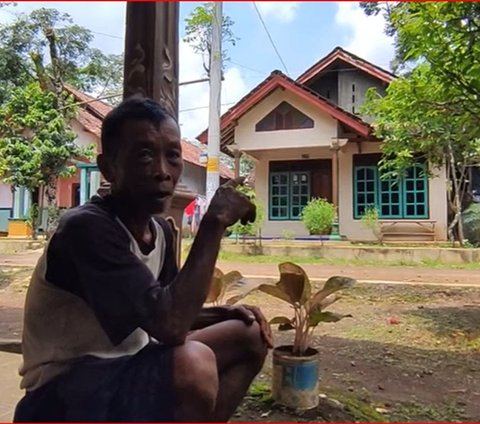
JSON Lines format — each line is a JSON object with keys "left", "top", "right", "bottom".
{"left": 215, "top": 249, "right": 480, "bottom": 270}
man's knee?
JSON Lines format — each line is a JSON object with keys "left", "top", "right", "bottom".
{"left": 174, "top": 341, "right": 218, "bottom": 409}
{"left": 241, "top": 321, "right": 268, "bottom": 370}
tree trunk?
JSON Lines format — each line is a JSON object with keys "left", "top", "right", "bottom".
{"left": 45, "top": 177, "right": 58, "bottom": 240}
{"left": 446, "top": 144, "right": 465, "bottom": 246}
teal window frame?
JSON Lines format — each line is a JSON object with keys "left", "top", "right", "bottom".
{"left": 353, "top": 163, "right": 428, "bottom": 219}
{"left": 269, "top": 171, "right": 311, "bottom": 221}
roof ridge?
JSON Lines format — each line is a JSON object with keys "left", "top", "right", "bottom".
{"left": 296, "top": 46, "right": 396, "bottom": 85}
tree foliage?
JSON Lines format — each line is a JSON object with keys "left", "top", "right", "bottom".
{"left": 0, "top": 7, "right": 123, "bottom": 103}
{"left": 0, "top": 6, "right": 116, "bottom": 236}
{"left": 360, "top": 2, "right": 480, "bottom": 244}
{"left": 184, "top": 2, "right": 238, "bottom": 74}
{"left": 0, "top": 83, "right": 94, "bottom": 231}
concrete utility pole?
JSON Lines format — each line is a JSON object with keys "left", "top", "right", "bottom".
{"left": 206, "top": 1, "right": 223, "bottom": 205}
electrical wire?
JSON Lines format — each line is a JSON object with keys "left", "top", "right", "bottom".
{"left": 251, "top": 2, "right": 290, "bottom": 76}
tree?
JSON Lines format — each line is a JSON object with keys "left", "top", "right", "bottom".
{"left": 0, "top": 7, "right": 123, "bottom": 103}
{"left": 0, "top": 7, "right": 117, "bottom": 236}
{"left": 0, "top": 83, "right": 94, "bottom": 237}
{"left": 184, "top": 2, "right": 238, "bottom": 74}
{"left": 361, "top": 2, "right": 480, "bottom": 110}
{"left": 360, "top": 2, "right": 480, "bottom": 245}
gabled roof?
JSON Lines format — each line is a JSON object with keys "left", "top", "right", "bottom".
{"left": 65, "top": 85, "right": 113, "bottom": 120}
{"left": 196, "top": 70, "right": 372, "bottom": 147}
{"left": 65, "top": 85, "right": 111, "bottom": 138}
{"left": 297, "top": 46, "right": 396, "bottom": 86}
{"left": 65, "top": 86, "right": 233, "bottom": 179}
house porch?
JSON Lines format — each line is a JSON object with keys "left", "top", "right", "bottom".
{"left": 242, "top": 140, "right": 448, "bottom": 241}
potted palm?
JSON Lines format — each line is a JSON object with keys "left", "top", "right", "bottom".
{"left": 259, "top": 262, "right": 356, "bottom": 410}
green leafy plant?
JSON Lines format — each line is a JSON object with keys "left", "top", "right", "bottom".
{"left": 230, "top": 185, "right": 265, "bottom": 242}
{"left": 282, "top": 229, "right": 296, "bottom": 240}
{"left": 206, "top": 267, "right": 260, "bottom": 306}
{"left": 360, "top": 207, "right": 381, "bottom": 242}
{"left": 359, "top": 2, "right": 480, "bottom": 245}
{"left": 184, "top": 2, "right": 238, "bottom": 75}
{"left": 463, "top": 203, "right": 480, "bottom": 246}
{"left": 259, "top": 262, "right": 356, "bottom": 356}
{"left": 301, "top": 198, "right": 336, "bottom": 235}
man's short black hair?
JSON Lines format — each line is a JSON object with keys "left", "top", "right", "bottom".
{"left": 101, "top": 96, "right": 176, "bottom": 158}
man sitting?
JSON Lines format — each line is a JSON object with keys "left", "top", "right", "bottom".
{"left": 14, "top": 97, "right": 272, "bottom": 422}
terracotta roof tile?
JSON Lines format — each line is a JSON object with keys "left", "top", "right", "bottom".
{"left": 66, "top": 85, "right": 234, "bottom": 179}
{"left": 65, "top": 84, "right": 113, "bottom": 119}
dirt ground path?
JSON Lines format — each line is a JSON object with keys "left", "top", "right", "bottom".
{"left": 2, "top": 251, "right": 480, "bottom": 420}
{"left": 218, "top": 261, "right": 480, "bottom": 286}
{"left": 0, "top": 249, "right": 479, "bottom": 285}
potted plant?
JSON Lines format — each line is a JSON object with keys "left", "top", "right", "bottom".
{"left": 301, "top": 198, "right": 336, "bottom": 236}
{"left": 259, "top": 262, "right": 356, "bottom": 410}
{"left": 206, "top": 267, "right": 260, "bottom": 306}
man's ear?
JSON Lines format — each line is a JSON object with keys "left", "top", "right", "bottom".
{"left": 97, "top": 154, "right": 114, "bottom": 183}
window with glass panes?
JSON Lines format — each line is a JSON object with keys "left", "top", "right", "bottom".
{"left": 354, "top": 161, "right": 428, "bottom": 219}
{"left": 270, "top": 172, "right": 290, "bottom": 219}
{"left": 269, "top": 171, "right": 311, "bottom": 220}
{"left": 402, "top": 165, "right": 428, "bottom": 218}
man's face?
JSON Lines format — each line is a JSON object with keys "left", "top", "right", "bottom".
{"left": 100, "top": 117, "right": 184, "bottom": 214}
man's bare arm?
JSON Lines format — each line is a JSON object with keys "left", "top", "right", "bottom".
{"left": 143, "top": 178, "right": 255, "bottom": 345}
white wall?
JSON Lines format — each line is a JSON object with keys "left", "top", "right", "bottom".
{"left": 234, "top": 88, "right": 338, "bottom": 152}
{"left": 338, "top": 70, "right": 386, "bottom": 121}
{"left": 70, "top": 120, "right": 100, "bottom": 152}
{"left": 0, "top": 183, "right": 12, "bottom": 208}
{"left": 180, "top": 163, "right": 205, "bottom": 196}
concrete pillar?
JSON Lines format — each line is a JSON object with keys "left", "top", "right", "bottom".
{"left": 22, "top": 189, "right": 31, "bottom": 217}
{"left": 332, "top": 149, "right": 339, "bottom": 208}
{"left": 80, "top": 168, "right": 89, "bottom": 205}
{"left": 12, "top": 187, "right": 23, "bottom": 219}
{"left": 89, "top": 170, "right": 101, "bottom": 199}
{"left": 234, "top": 150, "right": 241, "bottom": 179}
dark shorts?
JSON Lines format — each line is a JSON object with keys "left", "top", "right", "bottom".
{"left": 14, "top": 343, "right": 175, "bottom": 422}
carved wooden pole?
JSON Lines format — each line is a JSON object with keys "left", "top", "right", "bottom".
{"left": 123, "top": 2, "right": 195, "bottom": 265}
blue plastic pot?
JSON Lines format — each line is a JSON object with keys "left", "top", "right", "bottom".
{"left": 272, "top": 345, "right": 320, "bottom": 410}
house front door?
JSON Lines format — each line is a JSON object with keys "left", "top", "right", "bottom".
{"left": 311, "top": 160, "right": 332, "bottom": 203}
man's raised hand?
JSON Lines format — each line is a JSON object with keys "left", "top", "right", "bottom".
{"left": 205, "top": 177, "right": 256, "bottom": 228}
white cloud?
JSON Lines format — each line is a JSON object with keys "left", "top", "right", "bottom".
{"left": 335, "top": 2, "right": 394, "bottom": 70}
{"left": 178, "top": 41, "right": 249, "bottom": 141}
{"left": 255, "top": 2, "right": 299, "bottom": 23}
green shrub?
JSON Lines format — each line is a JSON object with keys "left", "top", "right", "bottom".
{"left": 463, "top": 203, "right": 480, "bottom": 246}
{"left": 229, "top": 185, "right": 265, "bottom": 238}
{"left": 301, "top": 198, "right": 336, "bottom": 235}
{"left": 360, "top": 206, "right": 381, "bottom": 241}
{"left": 282, "top": 229, "right": 296, "bottom": 240}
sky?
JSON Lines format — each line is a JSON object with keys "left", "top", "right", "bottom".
{"left": 0, "top": 1, "right": 395, "bottom": 140}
